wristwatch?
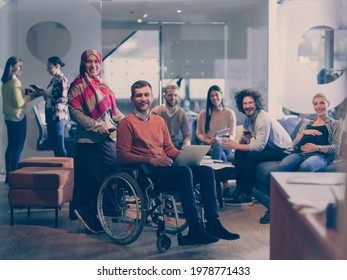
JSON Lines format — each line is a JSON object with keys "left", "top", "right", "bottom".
{"left": 318, "top": 145, "right": 322, "bottom": 151}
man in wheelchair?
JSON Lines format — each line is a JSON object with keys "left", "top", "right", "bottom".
{"left": 117, "top": 80, "right": 240, "bottom": 245}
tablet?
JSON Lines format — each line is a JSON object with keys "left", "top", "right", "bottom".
{"left": 214, "top": 128, "right": 229, "bottom": 139}
{"left": 29, "top": 84, "right": 43, "bottom": 91}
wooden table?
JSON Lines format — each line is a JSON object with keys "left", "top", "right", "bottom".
{"left": 270, "top": 172, "right": 346, "bottom": 260}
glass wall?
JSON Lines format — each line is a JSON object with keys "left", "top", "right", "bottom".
{"left": 103, "top": 22, "right": 268, "bottom": 118}
{"left": 161, "top": 24, "right": 227, "bottom": 114}
{"left": 103, "top": 30, "right": 160, "bottom": 114}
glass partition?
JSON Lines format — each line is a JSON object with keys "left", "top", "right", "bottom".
{"left": 102, "top": 22, "right": 268, "bottom": 117}
{"left": 103, "top": 30, "right": 160, "bottom": 114}
{"left": 161, "top": 24, "right": 227, "bottom": 111}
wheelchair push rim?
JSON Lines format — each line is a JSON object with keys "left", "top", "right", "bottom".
{"left": 97, "top": 172, "right": 146, "bottom": 245}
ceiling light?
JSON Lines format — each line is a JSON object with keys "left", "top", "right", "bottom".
{"left": 177, "top": 9, "right": 182, "bottom": 14}
{"left": 137, "top": 18, "right": 143, "bottom": 23}
{"left": 143, "top": 13, "right": 148, "bottom": 18}
{"left": 0, "top": 0, "right": 9, "bottom": 8}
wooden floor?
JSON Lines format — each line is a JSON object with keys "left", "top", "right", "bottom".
{"left": 0, "top": 175, "right": 270, "bottom": 260}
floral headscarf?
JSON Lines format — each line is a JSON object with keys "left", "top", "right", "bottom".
{"left": 69, "top": 49, "right": 117, "bottom": 121}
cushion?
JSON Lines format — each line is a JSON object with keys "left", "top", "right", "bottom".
{"left": 18, "top": 157, "right": 74, "bottom": 169}
{"left": 277, "top": 117, "right": 308, "bottom": 140}
{"left": 8, "top": 183, "right": 74, "bottom": 207}
{"left": 235, "top": 125, "right": 244, "bottom": 142}
{"left": 255, "top": 161, "right": 280, "bottom": 186}
{"left": 320, "top": 160, "right": 347, "bottom": 172}
{"left": 9, "top": 167, "right": 74, "bottom": 189}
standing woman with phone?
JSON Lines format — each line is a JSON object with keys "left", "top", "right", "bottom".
{"left": 1, "top": 56, "right": 37, "bottom": 184}
{"left": 38, "top": 56, "right": 69, "bottom": 157}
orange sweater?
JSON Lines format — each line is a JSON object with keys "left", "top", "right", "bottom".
{"left": 117, "top": 113, "right": 180, "bottom": 165}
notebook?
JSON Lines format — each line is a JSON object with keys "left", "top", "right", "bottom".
{"left": 173, "top": 145, "right": 211, "bottom": 166}
{"left": 214, "top": 128, "right": 229, "bottom": 139}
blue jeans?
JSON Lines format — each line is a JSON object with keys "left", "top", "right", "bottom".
{"left": 210, "top": 141, "right": 234, "bottom": 162}
{"left": 52, "top": 120, "right": 67, "bottom": 157}
{"left": 45, "top": 109, "right": 53, "bottom": 149}
{"left": 149, "top": 165, "right": 219, "bottom": 225}
{"left": 278, "top": 153, "right": 328, "bottom": 172}
{"left": 5, "top": 117, "right": 27, "bottom": 176}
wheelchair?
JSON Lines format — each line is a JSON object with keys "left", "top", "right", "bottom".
{"left": 97, "top": 165, "right": 202, "bottom": 253}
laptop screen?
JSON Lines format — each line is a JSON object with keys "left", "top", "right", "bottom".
{"left": 173, "top": 145, "right": 210, "bottom": 166}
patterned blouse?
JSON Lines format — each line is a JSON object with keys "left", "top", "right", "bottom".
{"left": 48, "top": 74, "right": 70, "bottom": 121}
{"left": 292, "top": 117, "right": 343, "bottom": 162}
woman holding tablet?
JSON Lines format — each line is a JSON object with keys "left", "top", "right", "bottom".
{"left": 196, "top": 85, "right": 236, "bottom": 162}
{"left": 1, "top": 56, "right": 38, "bottom": 184}
{"left": 196, "top": 85, "right": 236, "bottom": 192}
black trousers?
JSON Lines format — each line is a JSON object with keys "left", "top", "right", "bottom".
{"left": 72, "top": 140, "right": 119, "bottom": 217}
{"left": 149, "top": 165, "right": 219, "bottom": 225}
{"left": 234, "top": 149, "right": 287, "bottom": 196}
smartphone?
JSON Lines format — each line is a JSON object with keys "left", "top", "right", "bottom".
{"left": 243, "top": 130, "right": 251, "bottom": 136}
{"left": 108, "top": 128, "right": 116, "bottom": 133}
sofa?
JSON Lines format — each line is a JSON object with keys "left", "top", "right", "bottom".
{"left": 189, "top": 116, "right": 346, "bottom": 207}
{"left": 250, "top": 118, "right": 347, "bottom": 208}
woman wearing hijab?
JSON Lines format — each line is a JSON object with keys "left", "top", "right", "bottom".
{"left": 1, "top": 56, "right": 37, "bottom": 184}
{"left": 68, "top": 49, "right": 124, "bottom": 233}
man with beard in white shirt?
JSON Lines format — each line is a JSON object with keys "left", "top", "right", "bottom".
{"left": 222, "top": 89, "right": 292, "bottom": 223}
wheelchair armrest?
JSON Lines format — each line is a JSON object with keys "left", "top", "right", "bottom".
{"left": 120, "top": 164, "right": 153, "bottom": 187}
{"left": 140, "top": 164, "right": 151, "bottom": 176}
{"left": 120, "top": 163, "right": 151, "bottom": 175}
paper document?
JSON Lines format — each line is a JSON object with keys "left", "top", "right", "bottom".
{"left": 287, "top": 174, "right": 346, "bottom": 185}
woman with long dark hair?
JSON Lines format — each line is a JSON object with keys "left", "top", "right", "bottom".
{"left": 196, "top": 85, "right": 236, "bottom": 162}
{"left": 1, "top": 56, "right": 37, "bottom": 183}
{"left": 196, "top": 85, "right": 236, "bottom": 192}
{"left": 38, "top": 56, "right": 69, "bottom": 156}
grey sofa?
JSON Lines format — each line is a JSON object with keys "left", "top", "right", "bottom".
{"left": 252, "top": 118, "right": 346, "bottom": 208}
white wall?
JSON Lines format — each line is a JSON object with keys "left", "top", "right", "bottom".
{"left": 277, "top": 0, "right": 346, "bottom": 115}
{"left": 0, "top": 0, "right": 102, "bottom": 171}
{"left": 227, "top": 1, "right": 268, "bottom": 119}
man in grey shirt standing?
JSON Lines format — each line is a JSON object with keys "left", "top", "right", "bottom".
{"left": 222, "top": 89, "right": 291, "bottom": 222}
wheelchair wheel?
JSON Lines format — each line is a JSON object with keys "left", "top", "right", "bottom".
{"left": 163, "top": 198, "right": 188, "bottom": 234}
{"left": 156, "top": 234, "right": 171, "bottom": 253}
{"left": 164, "top": 187, "right": 202, "bottom": 235}
{"left": 97, "top": 172, "right": 146, "bottom": 245}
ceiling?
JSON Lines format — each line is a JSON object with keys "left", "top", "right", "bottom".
{"left": 93, "top": 0, "right": 266, "bottom": 24}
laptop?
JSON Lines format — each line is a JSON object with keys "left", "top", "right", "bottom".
{"left": 173, "top": 145, "right": 211, "bottom": 166}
